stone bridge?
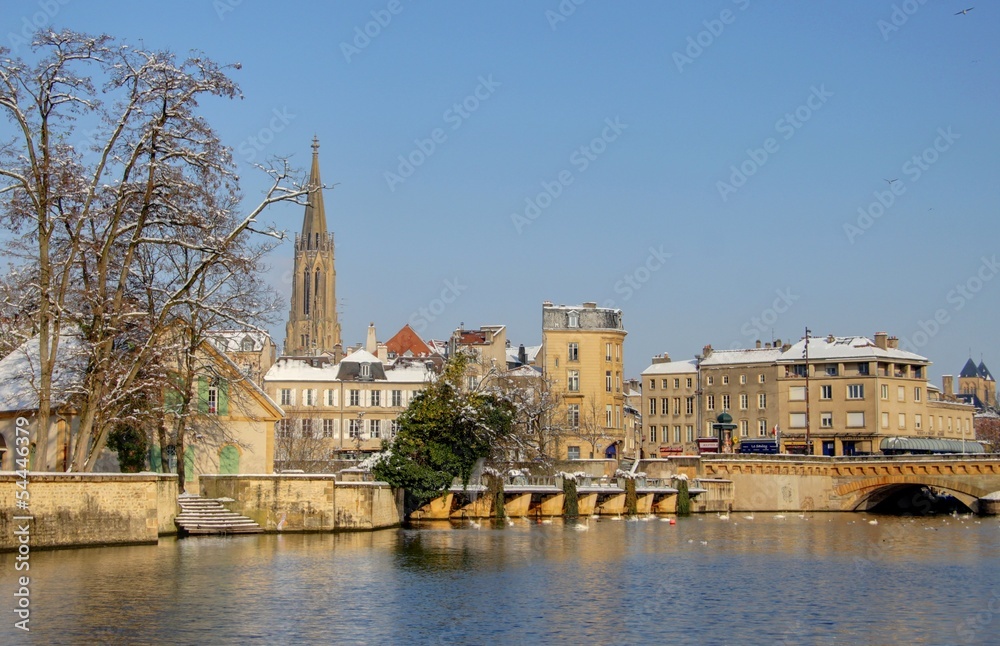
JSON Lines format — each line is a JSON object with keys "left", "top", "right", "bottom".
{"left": 694, "top": 455, "right": 1000, "bottom": 514}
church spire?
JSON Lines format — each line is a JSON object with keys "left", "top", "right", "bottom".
{"left": 301, "top": 136, "right": 328, "bottom": 247}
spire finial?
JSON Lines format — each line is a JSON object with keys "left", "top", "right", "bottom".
{"left": 311, "top": 136, "right": 320, "bottom": 154}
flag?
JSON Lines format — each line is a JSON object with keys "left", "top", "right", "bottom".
{"left": 772, "top": 424, "right": 779, "bottom": 437}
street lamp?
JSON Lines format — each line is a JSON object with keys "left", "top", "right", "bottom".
{"left": 355, "top": 411, "right": 365, "bottom": 460}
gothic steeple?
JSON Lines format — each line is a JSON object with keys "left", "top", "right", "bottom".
{"left": 283, "top": 138, "right": 341, "bottom": 356}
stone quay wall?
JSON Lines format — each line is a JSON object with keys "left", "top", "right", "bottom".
{"left": 199, "top": 474, "right": 405, "bottom": 532}
{"left": 0, "top": 473, "right": 178, "bottom": 551}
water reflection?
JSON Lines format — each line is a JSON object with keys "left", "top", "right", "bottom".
{"left": 2, "top": 515, "right": 998, "bottom": 644}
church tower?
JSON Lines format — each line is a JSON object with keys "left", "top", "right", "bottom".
{"left": 283, "top": 138, "right": 341, "bottom": 356}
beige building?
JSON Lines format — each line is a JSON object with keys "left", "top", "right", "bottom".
{"left": 541, "top": 301, "right": 627, "bottom": 460}
{"left": 450, "top": 324, "right": 508, "bottom": 391}
{"left": 641, "top": 332, "right": 977, "bottom": 457}
{"left": 263, "top": 346, "right": 435, "bottom": 464}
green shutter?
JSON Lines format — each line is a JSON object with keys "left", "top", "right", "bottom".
{"left": 218, "top": 380, "right": 229, "bottom": 416}
{"left": 197, "top": 377, "right": 208, "bottom": 414}
{"left": 184, "top": 445, "right": 196, "bottom": 481}
{"left": 220, "top": 445, "right": 239, "bottom": 474}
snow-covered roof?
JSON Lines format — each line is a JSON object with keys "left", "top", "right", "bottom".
{"left": 0, "top": 335, "right": 89, "bottom": 413}
{"left": 505, "top": 365, "right": 542, "bottom": 378}
{"left": 264, "top": 356, "right": 435, "bottom": 384}
{"left": 641, "top": 359, "right": 697, "bottom": 376}
{"left": 700, "top": 348, "right": 784, "bottom": 367}
{"left": 341, "top": 348, "right": 381, "bottom": 364}
{"left": 506, "top": 344, "right": 542, "bottom": 365}
{"left": 208, "top": 330, "right": 272, "bottom": 353}
{"left": 776, "top": 336, "right": 928, "bottom": 363}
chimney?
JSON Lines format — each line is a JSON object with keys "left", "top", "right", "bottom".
{"left": 582, "top": 301, "right": 597, "bottom": 309}
{"left": 518, "top": 344, "right": 527, "bottom": 366}
{"left": 781, "top": 342, "right": 791, "bottom": 352}
{"left": 942, "top": 375, "right": 954, "bottom": 398}
{"left": 542, "top": 300, "right": 553, "bottom": 307}
{"left": 887, "top": 336, "right": 899, "bottom": 349}
{"left": 874, "top": 331, "right": 888, "bottom": 350}
{"left": 702, "top": 344, "right": 713, "bottom": 358}
{"left": 377, "top": 343, "right": 388, "bottom": 362}
{"left": 826, "top": 334, "right": 835, "bottom": 343}
{"left": 365, "top": 322, "right": 378, "bottom": 353}
{"left": 755, "top": 340, "right": 762, "bottom": 349}
{"left": 651, "top": 353, "right": 672, "bottom": 365}
{"left": 775, "top": 339, "right": 781, "bottom": 347}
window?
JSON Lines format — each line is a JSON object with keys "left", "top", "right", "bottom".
{"left": 758, "top": 374, "right": 766, "bottom": 384}
{"left": 739, "top": 394, "right": 748, "bottom": 410}
{"left": 825, "top": 365, "right": 838, "bottom": 376}
{"left": 392, "top": 390, "right": 402, "bottom": 407}
{"left": 739, "top": 419, "right": 748, "bottom": 437}
{"left": 649, "top": 398, "right": 656, "bottom": 416}
{"left": 649, "top": 379, "right": 655, "bottom": 390}
{"left": 915, "top": 414, "right": 922, "bottom": 430}
{"left": 616, "top": 372, "right": 621, "bottom": 393}
{"left": 615, "top": 406, "right": 621, "bottom": 428}
{"left": 914, "top": 366, "right": 923, "bottom": 379}
{"left": 369, "top": 419, "right": 381, "bottom": 439}
{"left": 820, "top": 385, "right": 832, "bottom": 400}
{"left": 323, "top": 419, "right": 335, "bottom": 438}
{"left": 568, "top": 342, "right": 579, "bottom": 362}
{"left": 758, "top": 419, "right": 768, "bottom": 436}
{"left": 649, "top": 426, "right": 657, "bottom": 443}
{"left": 207, "top": 386, "right": 218, "bottom": 414}
{"left": 567, "top": 446, "right": 581, "bottom": 460}
{"left": 349, "top": 419, "right": 362, "bottom": 438}
{"left": 789, "top": 413, "right": 807, "bottom": 428}
{"left": 722, "top": 394, "right": 731, "bottom": 410}
{"left": 740, "top": 374, "right": 747, "bottom": 385}
{"left": 790, "top": 386, "right": 806, "bottom": 402}
{"left": 371, "top": 390, "right": 381, "bottom": 407}
{"left": 673, "top": 426, "right": 681, "bottom": 443}
{"left": 661, "top": 398, "right": 669, "bottom": 415}
{"left": 673, "top": 397, "right": 681, "bottom": 415}
{"left": 661, "top": 379, "right": 668, "bottom": 389}
{"left": 685, "top": 425, "right": 694, "bottom": 442}
{"left": 606, "top": 343, "right": 612, "bottom": 362}
{"left": 350, "top": 389, "right": 360, "bottom": 406}
{"left": 722, "top": 375, "right": 730, "bottom": 385}
{"left": 360, "top": 363, "right": 371, "bottom": 379}
{"left": 276, "top": 419, "right": 291, "bottom": 438}
{"left": 686, "top": 378, "right": 693, "bottom": 388}
{"left": 390, "top": 420, "right": 400, "bottom": 437}
{"left": 929, "top": 416, "right": 934, "bottom": 431}
{"left": 881, "top": 384, "right": 889, "bottom": 400}
{"left": 606, "top": 405, "right": 613, "bottom": 427}
{"left": 567, "top": 404, "right": 580, "bottom": 428}
{"left": 706, "top": 376, "right": 714, "bottom": 386}
{"left": 568, "top": 311, "right": 579, "bottom": 328}
{"left": 790, "top": 364, "right": 807, "bottom": 377}
{"left": 897, "top": 386, "right": 905, "bottom": 402}
{"left": 707, "top": 395, "right": 715, "bottom": 411}
{"left": 673, "top": 378, "right": 680, "bottom": 389}
{"left": 914, "top": 387, "right": 921, "bottom": 402}
{"left": 568, "top": 370, "right": 580, "bottom": 392}
{"left": 858, "top": 362, "right": 870, "bottom": 376}
{"left": 301, "top": 418, "right": 313, "bottom": 438}
{"left": 304, "top": 389, "right": 315, "bottom": 406}
{"left": 686, "top": 397, "right": 694, "bottom": 415}
{"left": 758, "top": 393, "right": 767, "bottom": 409}
{"left": 241, "top": 337, "right": 254, "bottom": 352}
{"left": 606, "top": 371, "right": 612, "bottom": 392}
{"left": 847, "top": 384, "right": 864, "bottom": 400}
{"left": 882, "top": 412, "right": 890, "bottom": 429}
{"left": 846, "top": 412, "right": 865, "bottom": 428}
{"left": 820, "top": 413, "right": 833, "bottom": 428}
{"left": 280, "top": 389, "right": 292, "bottom": 406}
{"left": 898, "top": 413, "right": 906, "bottom": 430}
{"left": 325, "top": 389, "right": 336, "bottom": 407}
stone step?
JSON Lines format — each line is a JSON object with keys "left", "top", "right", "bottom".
{"left": 175, "top": 495, "right": 263, "bottom": 536}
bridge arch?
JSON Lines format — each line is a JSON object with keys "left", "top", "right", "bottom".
{"left": 835, "top": 475, "right": 989, "bottom": 513}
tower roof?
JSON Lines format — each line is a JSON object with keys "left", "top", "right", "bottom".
{"left": 979, "top": 361, "right": 995, "bottom": 381}
{"left": 301, "top": 136, "right": 328, "bottom": 242}
{"left": 960, "top": 358, "right": 979, "bottom": 378}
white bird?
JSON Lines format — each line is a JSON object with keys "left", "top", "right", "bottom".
{"left": 700, "top": 540, "right": 709, "bottom": 546}
{"left": 506, "top": 517, "right": 514, "bottom": 527}
{"left": 540, "top": 519, "right": 553, "bottom": 525}
{"left": 573, "top": 519, "right": 590, "bottom": 531}
{"left": 774, "top": 514, "right": 786, "bottom": 520}
{"left": 469, "top": 520, "right": 481, "bottom": 529}
{"left": 868, "top": 519, "right": 878, "bottom": 526}
{"left": 718, "top": 511, "right": 730, "bottom": 521}
{"left": 955, "top": 7, "right": 974, "bottom": 15}
{"left": 590, "top": 514, "right": 600, "bottom": 520}
{"left": 744, "top": 513, "right": 755, "bottom": 521}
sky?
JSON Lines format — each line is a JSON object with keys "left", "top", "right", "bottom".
{"left": 5, "top": 0, "right": 999, "bottom": 385}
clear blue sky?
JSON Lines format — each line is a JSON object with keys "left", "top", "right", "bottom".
{"left": 6, "top": 1, "right": 1000, "bottom": 385}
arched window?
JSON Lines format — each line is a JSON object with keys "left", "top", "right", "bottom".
{"left": 241, "top": 336, "right": 254, "bottom": 352}
{"left": 303, "top": 269, "right": 311, "bottom": 315}
{"left": 567, "top": 310, "right": 579, "bottom": 328}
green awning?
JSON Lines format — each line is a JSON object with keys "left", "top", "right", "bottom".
{"left": 880, "top": 437, "right": 984, "bottom": 454}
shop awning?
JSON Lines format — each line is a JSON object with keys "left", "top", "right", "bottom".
{"left": 879, "top": 437, "right": 985, "bottom": 454}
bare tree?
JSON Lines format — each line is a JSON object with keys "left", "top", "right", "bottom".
{"left": 0, "top": 31, "right": 311, "bottom": 470}
{"left": 576, "top": 399, "right": 614, "bottom": 460}
{"left": 273, "top": 412, "right": 333, "bottom": 473}
{"left": 485, "top": 370, "right": 567, "bottom": 467}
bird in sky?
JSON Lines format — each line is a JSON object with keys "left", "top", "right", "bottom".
{"left": 955, "top": 7, "right": 974, "bottom": 15}
{"left": 884, "top": 178, "right": 898, "bottom": 184}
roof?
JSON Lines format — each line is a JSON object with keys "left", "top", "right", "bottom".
{"left": 341, "top": 348, "right": 381, "bottom": 364}
{"left": 777, "top": 336, "right": 927, "bottom": 364}
{"left": 978, "top": 361, "right": 994, "bottom": 381}
{"left": 506, "top": 344, "right": 542, "bottom": 365}
{"left": 701, "top": 348, "right": 784, "bottom": 367}
{"left": 301, "top": 137, "right": 328, "bottom": 242}
{"left": 641, "top": 359, "right": 697, "bottom": 375}
{"left": 879, "top": 436, "right": 984, "bottom": 454}
{"left": 384, "top": 324, "right": 435, "bottom": 358}
{"left": 208, "top": 330, "right": 272, "bottom": 353}
{"left": 960, "top": 358, "right": 980, "bottom": 378}
{"left": 0, "top": 335, "right": 89, "bottom": 412}
{"left": 264, "top": 356, "right": 435, "bottom": 384}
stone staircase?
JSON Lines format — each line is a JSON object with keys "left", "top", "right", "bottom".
{"left": 175, "top": 494, "right": 263, "bottom": 536}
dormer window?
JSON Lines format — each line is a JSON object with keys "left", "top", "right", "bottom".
{"left": 360, "top": 363, "right": 371, "bottom": 379}
{"left": 568, "top": 310, "right": 579, "bottom": 328}
{"left": 241, "top": 337, "right": 254, "bottom": 352}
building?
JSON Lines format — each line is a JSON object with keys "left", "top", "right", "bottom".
{"left": 449, "top": 324, "right": 508, "bottom": 391}
{"left": 540, "top": 301, "right": 627, "bottom": 460}
{"left": 264, "top": 333, "right": 436, "bottom": 465}
{"left": 283, "top": 138, "right": 342, "bottom": 356}
{"left": 207, "top": 330, "right": 277, "bottom": 387}
{"left": 640, "top": 332, "right": 977, "bottom": 457}
{"left": 954, "top": 358, "right": 997, "bottom": 411}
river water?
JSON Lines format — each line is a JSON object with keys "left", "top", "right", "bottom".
{"left": 2, "top": 514, "right": 999, "bottom": 645}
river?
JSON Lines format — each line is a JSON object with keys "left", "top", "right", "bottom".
{"left": 2, "top": 513, "right": 999, "bottom": 645}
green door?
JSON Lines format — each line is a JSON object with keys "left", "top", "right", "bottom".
{"left": 184, "top": 445, "right": 196, "bottom": 482}
{"left": 220, "top": 445, "right": 240, "bottom": 475}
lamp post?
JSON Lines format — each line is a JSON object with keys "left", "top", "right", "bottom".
{"left": 804, "top": 327, "right": 811, "bottom": 456}
{"left": 355, "top": 411, "right": 365, "bottom": 461}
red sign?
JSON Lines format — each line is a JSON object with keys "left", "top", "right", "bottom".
{"left": 697, "top": 438, "right": 720, "bottom": 454}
